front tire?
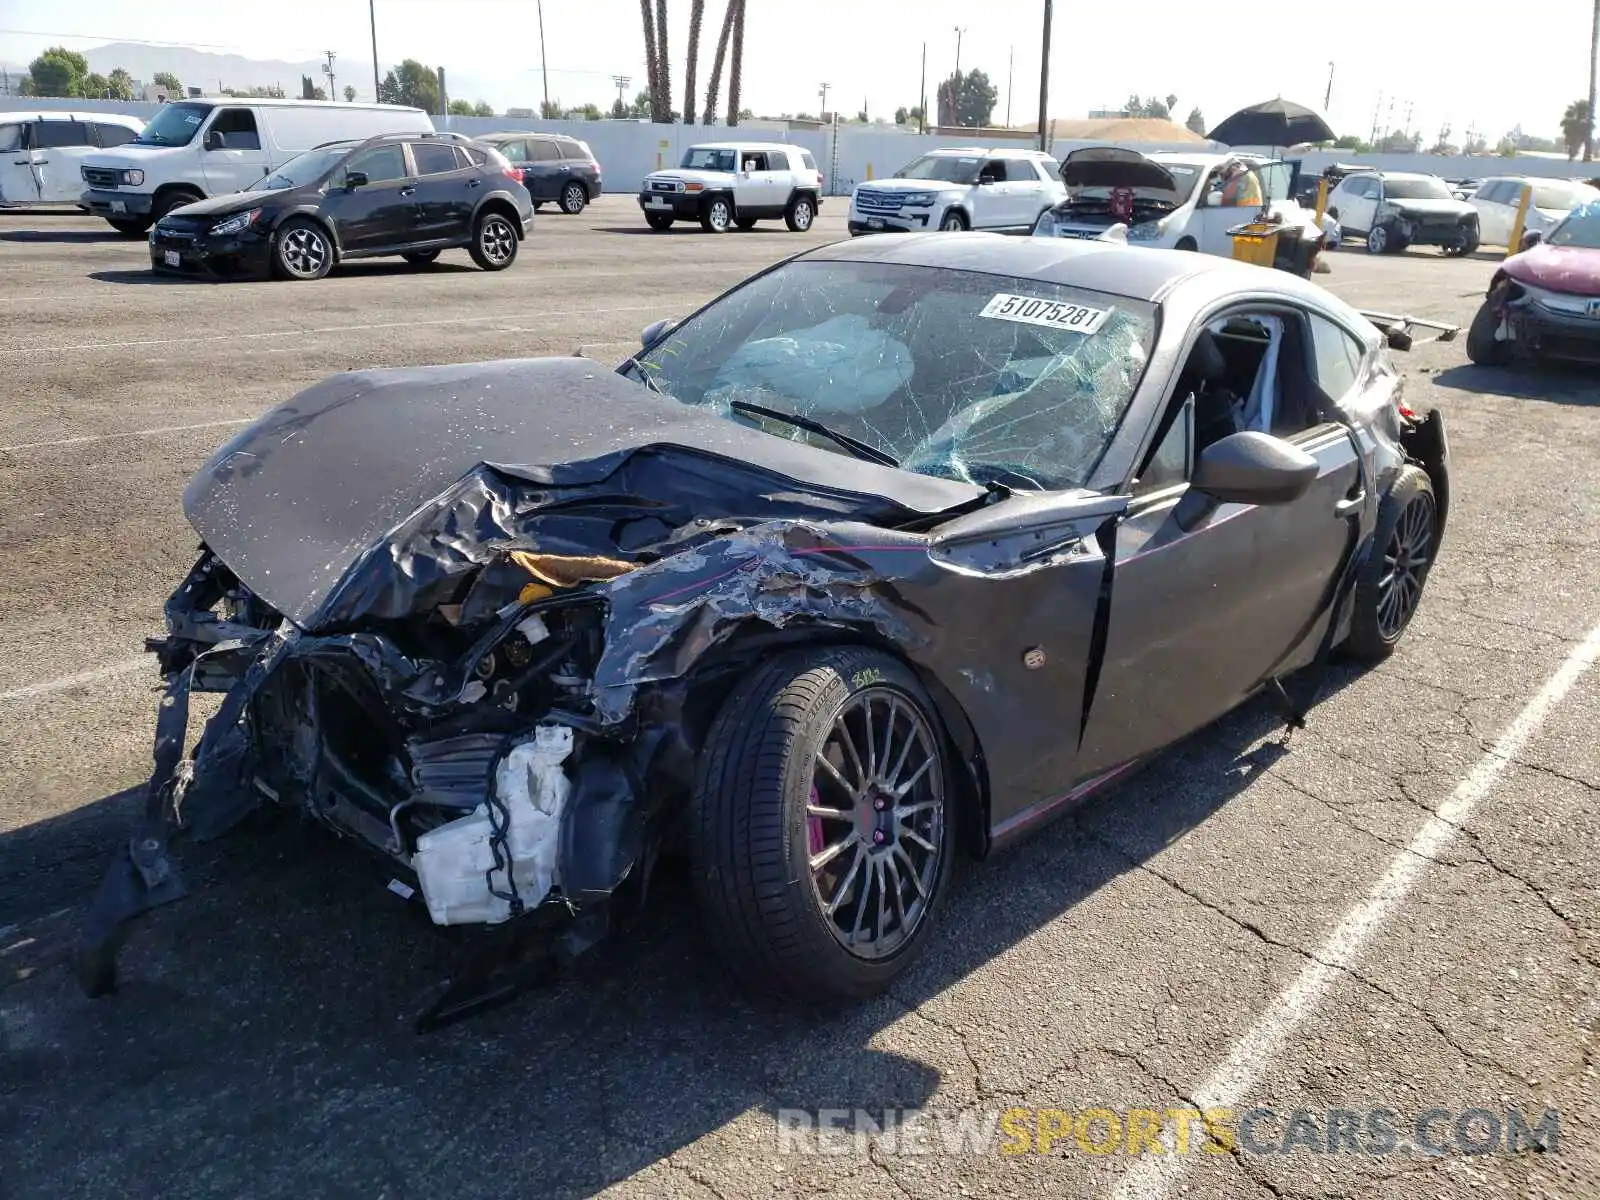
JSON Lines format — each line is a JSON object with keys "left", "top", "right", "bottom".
{"left": 938, "top": 209, "right": 968, "bottom": 232}
{"left": 785, "top": 194, "right": 816, "bottom": 232}
{"left": 469, "top": 211, "right": 519, "bottom": 270}
{"left": 560, "top": 182, "right": 587, "bottom": 214}
{"left": 1366, "top": 224, "right": 1392, "bottom": 254}
{"left": 272, "top": 218, "right": 334, "bottom": 281}
{"left": 153, "top": 189, "right": 203, "bottom": 222}
{"left": 1344, "top": 467, "right": 1436, "bottom": 661}
{"left": 700, "top": 195, "right": 734, "bottom": 233}
{"left": 691, "top": 646, "right": 956, "bottom": 1002}
{"left": 1465, "top": 299, "right": 1509, "bottom": 365}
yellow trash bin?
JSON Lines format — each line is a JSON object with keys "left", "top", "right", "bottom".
{"left": 1228, "top": 221, "right": 1282, "bottom": 268}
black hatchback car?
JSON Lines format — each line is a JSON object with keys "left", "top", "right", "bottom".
{"left": 476, "top": 132, "right": 602, "bottom": 214}
{"left": 149, "top": 133, "right": 533, "bottom": 280}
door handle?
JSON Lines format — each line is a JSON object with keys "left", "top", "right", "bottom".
{"left": 12, "top": 159, "right": 29, "bottom": 165}
{"left": 399, "top": 186, "right": 416, "bottom": 197}
{"left": 1334, "top": 491, "right": 1366, "bottom": 518}
{"left": 467, "top": 178, "right": 482, "bottom": 188}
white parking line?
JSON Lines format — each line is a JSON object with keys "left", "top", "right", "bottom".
{"left": 0, "top": 657, "right": 149, "bottom": 702}
{"left": 0, "top": 418, "right": 252, "bottom": 455}
{"left": 1111, "top": 617, "right": 1600, "bottom": 1200}
{"left": 0, "top": 303, "right": 664, "bottom": 358}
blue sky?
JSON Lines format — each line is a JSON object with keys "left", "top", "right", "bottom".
{"left": 3, "top": 0, "right": 1594, "bottom": 142}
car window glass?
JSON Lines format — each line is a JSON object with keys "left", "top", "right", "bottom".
{"left": 461, "top": 145, "right": 485, "bottom": 166}
{"left": 411, "top": 142, "right": 461, "bottom": 175}
{"left": 0, "top": 123, "right": 22, "bottom": 153}
{"left": 1135, "top": 399, "right": 1192, "bottom": 494}
{"left": 33, "top": 121, "right": 90, "bottom": 148}
{"left": 94, "top": 122, "right": 138, "bottom": 148}
{"left": 1309, "top": 314, "right": 1363, "bottom": 399}
{"left": 344, "top": 144, "right": 407, "bottom": 184}
{"left": 978, "top": 159, "right": 1008, "bottom": 183}
{"left": 800, "top": 150, "right": 818, "bottom": 171}
{"left": 528, "top": 138, "right": 561, "bottom": 162}
{"left": 498, "top": 139, "right": 529, "bottom": 163}
{"left": 1485, "top": 180, "right": 1512, "bottom": 204}
{"left": 742, "top": 152, "right": 768, "bottom": 171}
{"left": 209, "top": 108, "right": 260, "bottom": 150}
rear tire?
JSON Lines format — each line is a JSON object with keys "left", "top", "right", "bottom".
{"left": 1465, "top": 299, "right": 1509, "bottom": 366}
{"left": 1175, "top": 236, "right": 1198, "bottom": 251}
{"left": 785, "top": 194, "right": 816, "bottom": 232}
{"left": 271, "top": 218, "right": 334, "bottom": 281}
{"left": 691, "top": 646, "right": 956, "bottom": 1002}
{"left": 109, "top": 216, "right": 152, "bottom": 237}
{"left": 700, "top": 195, "right": 734, "bottom": 233}
{"left": 645, "top": 212, "right": 675, "bottom": 231}
{"left": 1344, "top": 467, "right": 1436, "bottom": 661}
{"left": 469, "top": 211, "right": 519, "bottom": 270}
{"left": 560, "top": 182, "right": 587, "bottom": 214}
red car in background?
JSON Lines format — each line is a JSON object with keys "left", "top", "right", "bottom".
{"left": 1467, "top": 202, "right": 1600, "bottom": 366}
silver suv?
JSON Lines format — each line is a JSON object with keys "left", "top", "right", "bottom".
{"left": 638, "top": 141, "right": 824, "bottom": 233}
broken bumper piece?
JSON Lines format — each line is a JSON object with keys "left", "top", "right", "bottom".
{"left": 78, "top": 550, "right": 647, "bottom": 1001}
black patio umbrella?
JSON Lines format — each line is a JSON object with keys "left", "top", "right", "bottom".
{"left": 1207, "top": 99, "right": 1336, "bottom": 148}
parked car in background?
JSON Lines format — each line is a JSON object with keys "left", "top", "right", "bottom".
{"left": 1034, "top": 148, "right": 1326, "bottom": 269}
{"left": 1467, "top": 201, "right": 1600, "bottom": 366}
{"left": 476, "top": 131, "right": 601, "bottom": 213}
{"left": 637, "top": 141, "right": 822, "bottom": 232}
{"left": 1468, "top": 176, "right": 1600, "bottom": 248}
{"left": 1325, "top": 170, "right": 1479, "bottom": 255}
{"left": 0, "top": 112, "right": 143, "bottom": 208}
{"left": 81, "top": 97, "right": 434, "bottom": 235}
{"left": 149, "top": 133, "right": 530, "bottom": 280}
{"left": 847, "top": 147, "right": 1064, "bottom": 234}
{"left": 1448, "top": 178, "right": 1483, "bottom": 201}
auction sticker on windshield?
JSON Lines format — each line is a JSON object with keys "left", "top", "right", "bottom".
{"left": 980, "top": 294, "right": 1110, "bottom": 334}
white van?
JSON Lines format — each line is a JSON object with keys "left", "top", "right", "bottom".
{"left": 80, "top": 97, "right": 434, "bottom": 234}
{"left": 0, "top": 112, "right": 145, "bottom": 208}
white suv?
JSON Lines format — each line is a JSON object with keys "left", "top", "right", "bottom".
{"left": 638, "top": 142, "right": 823, "bottom": 233}
{"left": 848, "top": 147, "right": 1065, "bottom": 235}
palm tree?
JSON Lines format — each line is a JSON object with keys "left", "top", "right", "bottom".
{"left": 703, "top": 0, "right": 735, "bottom": 125}
{"left": 683, "top": 0, "right": 705, "bottom": 124}
{"left": 638, "top": 0, "right": 661, "bottom": 119}
{"left": 654, "top": 0, "right": 671, "bottom": 121}
{"left": 1587, "top": 0, "right": 1598, "bottom": 160}
{"left": 725, "top": 0, "right": 745, "bottom": 127}
{"left": 1562, "top": 99, "right": 1592, "bottom": 160}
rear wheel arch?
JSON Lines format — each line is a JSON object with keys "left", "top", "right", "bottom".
{"left": 473, "top": 195, "right": 526, "bottom": 239}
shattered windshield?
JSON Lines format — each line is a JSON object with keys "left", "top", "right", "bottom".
{"left": 896, "top": 154, "right": 983, "bottom": 184}
{"left": 628, "top": 261, "right": 1155, "bottom": 491}
{"left": 1549, "top": 202, "right": 1600, "bottom": 249}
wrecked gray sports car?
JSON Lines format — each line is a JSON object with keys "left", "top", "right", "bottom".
{"left": 82, "top": 235, "right": 1452, "bottom": 1021}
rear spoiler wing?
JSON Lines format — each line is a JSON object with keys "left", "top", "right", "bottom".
{"left": 1358, "top": 309, "right": 1460, "bottom": 351}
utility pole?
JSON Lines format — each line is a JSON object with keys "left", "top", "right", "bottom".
{"left": 1369, "top": 90, "right": 1383, "bottom": 146}
{"left": 1036, "top": 0, "right": 1052, "bottom": 153}
{"left": 1006, "top": 44, "right": 1014, "bottom": 126}
{"left": 437, "top": 66, "right": 447, "bottom": 117}
{"left": 1324, "top": 61, "right": 1334, "bottom": 111}
{"left": 919, "top": 42, "right": 927, "bottom": 134}
{"left": 1587, "top": 0, "right": 1597, "bottom": 160}
{"left": 537, "top": 0, "right": 550, "bottom": 115}
{"left": 950, "top": 27, "right": 967, "bottom": 125}
{"left": 613, "top": 74, "right": 631, "bottom": 116}
{"left": 819, "top": 81, "right": 830, "bottom": 121}
{"left": 369, "top": 0, "right": 381, "bottom": 100}
{"left": 322, "top": 51, "right": 337, "bottom": 101}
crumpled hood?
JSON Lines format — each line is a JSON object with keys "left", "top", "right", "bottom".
{"left": 1502, "top": 241, "right": 1600, "bottom": 296}
{"left": 184, "top": 357, "right": 979, "bottom": 629}
{"left": 166, "top": 188, "right": 289, "bottom": 218}
{"left": 1387, "top": 198, "right": 1474, "bottom": 219}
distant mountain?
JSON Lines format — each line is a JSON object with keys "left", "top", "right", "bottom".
{"left": 77, "top": 42, "right": 504, "bottom": 110}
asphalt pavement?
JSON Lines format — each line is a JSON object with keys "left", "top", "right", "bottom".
{"left": 1, "top": 197, "right": 1597, "bottom": 1200}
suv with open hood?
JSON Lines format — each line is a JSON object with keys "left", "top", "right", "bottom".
{"left": 1033, "top": 147, "right": 1327, "bottom": 263}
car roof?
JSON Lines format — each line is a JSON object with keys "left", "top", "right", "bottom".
{"left": 480, "top": 130, "right": 583, "bottom": 142}
{"left": 688, "top": 141, "right": 799, "bottom": 151}
{"left": 796, "top": 231, "right": 1327, "bottom": 306}
{"left": 8, "top": 111, "right": 143, "bottom": 127}
{"left": 923, "top": 146, "right": 1051, "bottom": 158}
{"left": 181, "top": 97, "right": 427, "bottom": 113}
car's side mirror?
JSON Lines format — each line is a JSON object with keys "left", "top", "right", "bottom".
{"left": 640, "top": 317, "right": 675, "bottom": 347}
{"left": 1518, "top": 229, "right": 1542, "bottom": 252}
{"left": 1178, "top": 432, "right": 1318, "bottom": 528}
{"left": 344, "top": 171, "right": 369, "bottom": 189}
{"left": 977, "top": 176, "right": 997, "bottom": 186}
{"left": 204, "top": 129, "right": 224, "bottom": 151}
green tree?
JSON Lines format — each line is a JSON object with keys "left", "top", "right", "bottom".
{"left": 632, "top": 88, "right": 652, "bottom": 117}
{"left": 1185, "top": 106, "right": 1206, "bottom": 135}
{"left": 935, "top": 68, "right": 997, "bottom": 127}
{"left": 300, "top": 75, "right": 326, "bottom": 101}
{"left": 152, "top": 71, "right": 183, "bottom": 94}
{"left": 894, "top": 105, "right": 909, "bottom": 125}
{"left": 343, "top": 84, "right": 357, "bottom": 102}
{"left": 540, "top": 99, "right": 563, "bottom": 118}
{"left": 1561, "top": 100, "right": 1592, "bottom": 159}
{"left": 448, "top": 98, "right": 475, "bottom": 115}
{"left": 575, "top": 103, "right": 604, "bottom": 120}
{"left": 473, "top": 101, "right": 494, "bottom": 117}
{"left": 377, "top": 59, "right": 440, "bottom": 112}
{"left": 82, "top": 73, "right": 109, "bottom": 98}
{"left": 28, "top": 47, "right": 89, "bottom": 97}
{"left": 107, "top": 67, "right": 136, "bottom": 100}
{"left": 1332, "top": 133, "right": 1370, "bottom": 152}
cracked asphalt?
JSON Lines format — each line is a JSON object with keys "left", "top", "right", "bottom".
{"left": 2, "top": 197, "right": 1597, "bottom": 1200}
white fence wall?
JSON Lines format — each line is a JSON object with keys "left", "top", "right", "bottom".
{"left": 6, "top": 98, "right": 1596, "bottom": 196}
